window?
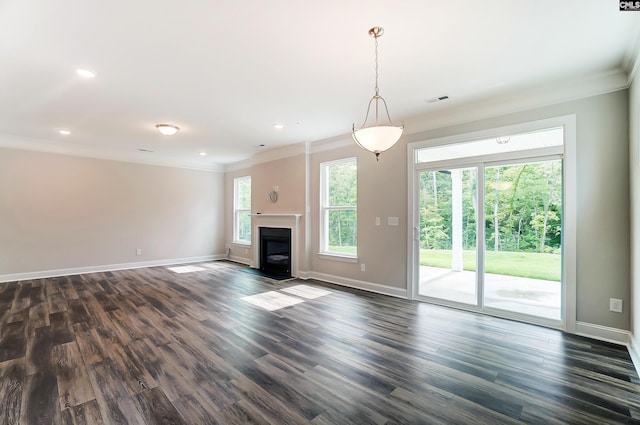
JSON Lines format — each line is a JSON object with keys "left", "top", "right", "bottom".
{"left": 234, "top": 176, "right": 251, "bottom": 244}
{"left": 320, "top": 158, "right": 357, "bottom": 257}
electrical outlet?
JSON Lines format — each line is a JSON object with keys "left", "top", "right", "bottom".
{"left": 361, "top": 264, "right": 366, "bottom": 272}
{"left": 610, "top": 298, "right": 623, "bottom": 313}
{"left": 136, "top": 248, "right": 142, "bottom": 256}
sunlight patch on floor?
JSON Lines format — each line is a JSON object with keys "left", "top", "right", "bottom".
{"left": 167, "top": 265, "right": 206, "bottom": 273}
{"left": 241, "top": 291, "right": 304, "bottom": 311}
{"left": 241, "top": 285, "right": 331, "bottom": 311}
{"left": 281, "top": 284, "right": 331, "bottom": 299}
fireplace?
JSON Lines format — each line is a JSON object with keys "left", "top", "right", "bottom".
{"left": 251, "top": 214, "right": 301, "bottom": 278}
{"left": 259, "top": 227, "right": 291, "bottom": 278}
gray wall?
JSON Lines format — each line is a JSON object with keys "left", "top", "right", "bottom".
{"left": 1, "top": 89, "right": 630, "bottom": 333}
{"left": 224, "top": 154, "right": 308, "bottom": 269}
{"left": 227, "top": 89, "right": 631, "bottom": 331}
{"left": 309, "top": 143, "right": 408, "bottom": 289}
{"left": 403, "top": 90, "right": 630, "bottom": 330}
{"left": 0, "top": 148, "right": 225, "bottom": 276}
{"left": 631, "top": 77, "right": 640, "bottom": 342}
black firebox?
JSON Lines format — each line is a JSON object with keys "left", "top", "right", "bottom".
{"left": 259, "top": 227, "right": 291, "bottom": 278}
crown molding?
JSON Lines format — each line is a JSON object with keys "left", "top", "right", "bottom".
{"left": 405, "top": 68, "right": 630, "bottom": 136}
{"left": 0, "top": 134, "right": 225, "bottom": 172}
{"left": 240, "top": 68, "right": 631, "bottom": 164}
{"left": 623, "top": 22, "right": 640, "bottom": 85}
{"left": 628, "top": 43, "right": 640, "bottom": 85}
{"left": 225, "top": 134, "right": 355, "bottom": 172}
{"left": 307, "top": 133, "right": 353, "bottom": 154}
{"left": 224, "top": 141, "right": 308, "bottom": 172}
{"left": 3, "top": 66, "right": 631, "bottom": 174}
{"left": 224, "top": 158, "right": 253, "bottom": 172}
{"left": 251, "top": 142, "right": 306, "bottom": 164}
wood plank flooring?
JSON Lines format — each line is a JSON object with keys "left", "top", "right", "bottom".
{"left": 1, "top": 261, "right": 639, "bottom": 424}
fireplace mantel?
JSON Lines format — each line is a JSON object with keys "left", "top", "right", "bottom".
{"left": 251, "top": 214, "right": 302, "bottom": 277}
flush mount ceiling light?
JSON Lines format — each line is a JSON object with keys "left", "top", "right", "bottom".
{"left": 496, "top": 136, "right": 511, "bottom": 144}
{"left": 76, "top": 69, "right": 95, "bottom": 78}
{"left": 352, "top": 26, "right": 404, "bottom": 161}
{"left": 58, "top": 129, "right": 71, "bottom": 135}
{"left": 155, "top": 124, "right": 179, "bottom": 136}
{"left": 273, "top": 123, "right": 284, "bottom": 130}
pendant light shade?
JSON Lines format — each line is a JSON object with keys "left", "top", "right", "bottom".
{"left": 352, "top": 27, "right": 403, "bottom": 161}
{"left": 352, "top": 125, "right": 403, "bottom": 154}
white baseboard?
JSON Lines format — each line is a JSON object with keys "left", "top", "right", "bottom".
{"left": 571, "top": 323, "right": 639, "bottom": 374}
{"left": 629, "top": 333, "right": 640, "bottom": 378}
{"left": 226, "top": 255, "right": 252, "bottom": 266}
{"left": 574, "top": 321, "right": 631, "bottom": 346}
{"left": 0, "top": 254, "right": 223, "bottom": 283}
{"left": 306, "top": 271, "right": 407, "bottom": 299}
{"left": 297, "top": 270, "right": 312, "bottom": 280}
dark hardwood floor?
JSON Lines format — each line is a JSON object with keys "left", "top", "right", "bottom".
{"left": 1, "top": 260, "right": 639, "bottom": 424}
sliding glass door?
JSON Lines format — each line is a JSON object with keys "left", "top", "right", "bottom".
{"left": 418, "top": 167, "right": 478, "bottom": 306}
{"left": 483, "top": 159, "right": 562, "bottom": 320}
{"left": 410, "top": 123, "right": 571, "bottom": 327}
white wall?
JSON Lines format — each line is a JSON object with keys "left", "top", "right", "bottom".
{"left": 0, "top": 148, "right": 225, "bottom": 279}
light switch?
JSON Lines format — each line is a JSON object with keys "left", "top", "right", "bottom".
{"left": 388, "top": 217, "right": 399, "bottom": 226}
{"left": 375, "top": 217, "right": 381, "bottom": 226}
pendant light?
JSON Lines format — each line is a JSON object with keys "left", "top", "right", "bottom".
{"left": 352, "top": 27, "right": 404, "bottom": 161}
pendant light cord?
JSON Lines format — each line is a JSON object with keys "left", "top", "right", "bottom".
{"left": 374, "top": 35, "right": 379, "bottom": 97}
{"left": 373, "top": 34, "right": 380, "bottom": 124}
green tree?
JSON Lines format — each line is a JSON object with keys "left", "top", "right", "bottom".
{"left": 327, "top": 160, "right": 357, "bottom": 248}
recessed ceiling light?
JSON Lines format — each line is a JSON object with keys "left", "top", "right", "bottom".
{"left": 58, "top": 129, "right": 71, "bottom": 135}
{"left": 138, "top": 148, "right": 154, "bottom": 152}
{"left": 199, "top": 152, "right": 207, "bottom": 156}
{"left": 155, "top": 124, "right": 179, "bottom": 136}
{"left": 258, "top": 144, "right": 266, "bottom": 147}
{"left": 76, "top": 69, "right": 96, "bottom": 78}
{"left": 273, "top": 123, "right": 284, "bottom": 130}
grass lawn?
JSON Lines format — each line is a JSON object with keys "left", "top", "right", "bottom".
{"left": 420, "top": 249, "right": 561, "bottom": 281}
{"left": 328, "top": 246, "right": 357, "bottom": 255}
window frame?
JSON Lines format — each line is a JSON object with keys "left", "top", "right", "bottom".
{"left": 233, "top": 175, "right": 251, "bottom": 245}
{"left": 319, "top": 157, "right": 358, "bottom": 260}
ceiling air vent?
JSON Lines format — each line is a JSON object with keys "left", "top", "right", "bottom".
{"left": 426, "top": 95, "right": 449, "bottom": 103}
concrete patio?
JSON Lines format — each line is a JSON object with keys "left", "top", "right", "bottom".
{"left": 419, "top": 266, "right": 561, "bottom": 320}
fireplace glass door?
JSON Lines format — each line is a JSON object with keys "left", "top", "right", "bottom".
{"left": 259, "top": 227, "right": 291, "bottom": 277}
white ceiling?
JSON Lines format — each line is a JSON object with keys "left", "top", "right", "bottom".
{"left": 1, "top": 0, "right": 639, "bottom": 170}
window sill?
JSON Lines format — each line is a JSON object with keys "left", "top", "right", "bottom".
{"left": 317, "top": 252, "right": 358, "bottom": 263}
{"left": 232, "top": 241, "right": 251, "bottom": 247}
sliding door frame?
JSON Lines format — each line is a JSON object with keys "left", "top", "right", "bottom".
{"left": 407, "top": 115, "right": 576, "bottom": 332}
